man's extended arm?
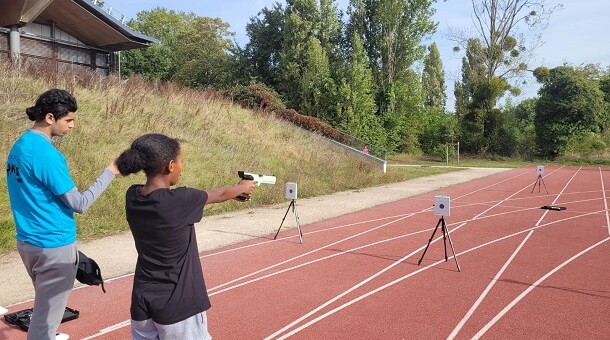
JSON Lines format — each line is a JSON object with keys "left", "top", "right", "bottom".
{"left": 60, "top": 163, "right": 119, "bottom": 213}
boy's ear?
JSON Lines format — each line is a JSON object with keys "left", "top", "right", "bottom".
{"left": 44, "top": 113, "right": 55, "bottom": 125}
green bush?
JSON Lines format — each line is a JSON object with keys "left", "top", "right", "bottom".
{"left": 432, "top": 144, "right": 458, "bottom": 162}
{"left": 224, "top": 83, "right": 286, "bottom": 114}
{"left": 566, "top": 131, "right": 606, "bottom": 156}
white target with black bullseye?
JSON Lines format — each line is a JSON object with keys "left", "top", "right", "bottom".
{"left": 434, "top": 195, "right": 450, "bottom": 216}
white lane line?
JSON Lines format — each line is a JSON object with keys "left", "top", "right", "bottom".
{"left": 210, "top": 203, "right": 560, "bottom": 297}
{"left": 599, "top": 167, "right": 610, "bottom": 236}
{"left": 70, "top": 168, "right": 545, "bottom": 338}
{"left": 448, "top": 167, "right": 581, "bottom": 339}
{"left": 265, "top": 175, "right": 538, "bottom": 339}
{"left": 447, "top": 230, "right": 534, "bottom": 340}
{"left": 20, "top": 206, "right": 605, "bottom": 339}
{"left": 209, "top": 228, "right": 430, "bottom": 296}
{"left": 471, "top": 237, "right": 610, "bottom": 339}
{"left": 202, "top": 212, "right": 419, "bottom": 258}
{"left": 207, "top": 210, "right": 423, "bottom": 293}
{"left": 202, "top": 166, "right": 531, "bottom": 262}
{"left": 80, "top": 320, "right": 131, "bottom": 340}
{"left": 80, "top": 211, "right": 425, "bottom": 339}
{"left": 535, "top": 166, "right": 581, "bottom": 227}
{"left": 269, "top": 213, "right": 608, "bottom": 340}
{"left": 264, "top": 236, "right": 454, "bottom": 340}
{"left": 103, "top": 213, "right": 423, "bottom": 285}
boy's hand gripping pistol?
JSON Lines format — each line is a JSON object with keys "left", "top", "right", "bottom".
{"left": 237, "top": 171, "right": 276, "bottom": 201}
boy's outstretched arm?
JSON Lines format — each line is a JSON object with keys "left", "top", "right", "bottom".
{"left": 206, "top": 179, "right": 255, "bottom": 204}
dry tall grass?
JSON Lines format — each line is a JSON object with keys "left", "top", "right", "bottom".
{"left": 0, "top": 63, "right": 454, "bottom": 253}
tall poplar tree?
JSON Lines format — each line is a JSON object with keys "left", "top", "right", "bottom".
{"left": 278, "top": 0, "right": 319, "bottom": 109}
{"left": 422, "top": 42, "right": 446, "bottom": 110}
{"left": 242, "top": 4, "right": 286, "bottom": 88}
{"left": 347, "top": 0, "right": 437, "bottom": 152}
{"left": 337, "top": 34, "right": 383, "bottom": 146}
{"left": 300, "top": 36, "right": 336, "bottom": 121}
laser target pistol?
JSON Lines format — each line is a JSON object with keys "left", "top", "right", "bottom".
{"left": 237, "top": 171, "right": 276, "bottom": 201}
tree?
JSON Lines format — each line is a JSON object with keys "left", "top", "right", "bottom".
{"left": 467, "top": 0, "right": 557, "bottom": 87}
{"left": 171, "top": 17, "right": 235, "bottom": 88}
{"left": 454, "top": 38, "right": 492, "bottom": 153}
{"left": 535, "top": 66, "right": 606, "bottom": 158}
{"left": 348, "top": 0, "right": 436, "bottom": 115}
{"left": 451, "top": 0, "right": 559, "bottom": 154}
{"left": 347, "top": 0, "right": 437, "bottom": 152}
{"left": 503, "top": 98, "right": 537, "bottom": 158}
{"left": 422, "top": 42, "right": 446, "bottom": 110}
{"left": 318, "top": 0, "right": 343, "bottom": 71}
{"left": 242, "top": 4, "right": 286, "bottom": 87}
{"left": 300, "top": 36, "right": 337, "bottom": 121}
{"left": 393, "top": 69, "right": 425, "bottom": 152}
{"left": 278, "top": 0, "right": 320, "bottom": 109}
{"left": 337, "top": 33, "right": 383, "bottom": 146}
{"left": 121, "top": 8, "right": 196, "bottom": 80}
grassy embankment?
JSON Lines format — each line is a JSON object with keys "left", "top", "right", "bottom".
{"left": 0, "top": 65, "right": 464, "bottom": 254}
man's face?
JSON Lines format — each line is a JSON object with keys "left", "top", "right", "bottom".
{"left": 50, "top": 112, "right": 76, "bottom": 137}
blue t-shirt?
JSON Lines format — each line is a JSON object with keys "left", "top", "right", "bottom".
{"left": 6, "top": 130, "right": 77, "bottom": 248}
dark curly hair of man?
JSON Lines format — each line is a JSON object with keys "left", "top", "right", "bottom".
{"left": 26, "top": 89, "right": 78, "bottom": 122}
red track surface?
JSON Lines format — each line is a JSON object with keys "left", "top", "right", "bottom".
{"left": 2, "top": 166, "right": 609, "bottom": 339}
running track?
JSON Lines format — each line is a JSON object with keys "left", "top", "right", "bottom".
{"left": 2, "top": 166, "right": 609, "bottom": 339}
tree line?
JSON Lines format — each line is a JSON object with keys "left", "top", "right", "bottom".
{"left": 120, "top": 0, "right": 610, "bottom": 160}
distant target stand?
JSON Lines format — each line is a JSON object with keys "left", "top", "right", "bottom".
{"left": 418, "top": 195, "right": 461, "bottom": 272}
{"left": 531, "top": 165, "right": 549, "bottom": 194}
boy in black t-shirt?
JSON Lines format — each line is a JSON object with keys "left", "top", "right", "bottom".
{"left": 116, "top": 133, "right": 255, "bottom": 340}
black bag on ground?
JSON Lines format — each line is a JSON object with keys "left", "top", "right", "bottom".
{"left": 76, "top": 250, "right": 106, "bottom": 293}
{"left": 4, "top": 307, "right": 79, "bottom": 331}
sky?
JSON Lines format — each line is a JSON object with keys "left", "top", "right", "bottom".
{"left": 102, "top": 0, "right": 610, "bottom": 110}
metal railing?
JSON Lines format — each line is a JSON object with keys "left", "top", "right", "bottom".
{"left": 90, "top": 0, "right": 127, "bottom": 24}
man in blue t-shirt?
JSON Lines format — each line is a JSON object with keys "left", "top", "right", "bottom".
{"left": 6, "top": 89, "right": 120, "bottom": 340}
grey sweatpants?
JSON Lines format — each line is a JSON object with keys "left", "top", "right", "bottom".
{"left": 131, "top": 312, "right": 212, "bottom": 340}
{"left": 17, "top": 241, "right": 78, "bottom": 340}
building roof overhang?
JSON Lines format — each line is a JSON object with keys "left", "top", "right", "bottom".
{"left": 0, "top": 0, "right": 158, "bottom": 51}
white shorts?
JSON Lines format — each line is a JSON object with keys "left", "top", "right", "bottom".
{"left": 131, "top": 311, "right": 212, "bottom": 340}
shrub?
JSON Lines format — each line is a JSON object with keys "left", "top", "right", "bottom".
{"left": 224, "top": 83, "right": 285, "bottom": 114}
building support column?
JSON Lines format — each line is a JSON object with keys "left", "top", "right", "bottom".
{"left": 9, "top": 25, "right": 20, "bottom": 63}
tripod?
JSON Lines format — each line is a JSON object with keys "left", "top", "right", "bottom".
{"left": 418, "top": 216, "right": 461, "bottom": 272}
{"left": 274, "top": 199, "right": 303, "bottom": 243}
{"left": 530, "top": 174, "right": 549, "bottom": 194}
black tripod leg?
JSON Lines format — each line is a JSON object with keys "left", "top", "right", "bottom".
{"left": 292, "top": 200, "right": 303, "bottom": 244}
{"left": 274, "top": 201, "right": 294, "bottom": 240}
{"left": 442, "top": 220, "right": 448, "bottom": 262}
{"left": 418, "top": 218, "right": 442, "bottom": 265}
{"left": 530, "top": 176, "right": 539, "bottom": 193}
{"left": 540, "top": 177, "right": 549, "bottom": 194}
{"left": 442, "top": 219, "right": 461, "bottom": 272}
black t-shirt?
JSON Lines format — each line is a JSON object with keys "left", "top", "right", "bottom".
{"left": 125, "top": 185, "right": 211, "bottom": 324}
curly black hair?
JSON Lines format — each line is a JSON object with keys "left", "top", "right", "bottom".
{"left": 116, "top": 133, "right": 181, "bottom": 177}
{"left": 26, "top": 89, "right": 78, "bottom": 122}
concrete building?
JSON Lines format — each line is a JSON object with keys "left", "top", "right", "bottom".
{"left": 0, "top": 0, "right": 157, "bottom": 75}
